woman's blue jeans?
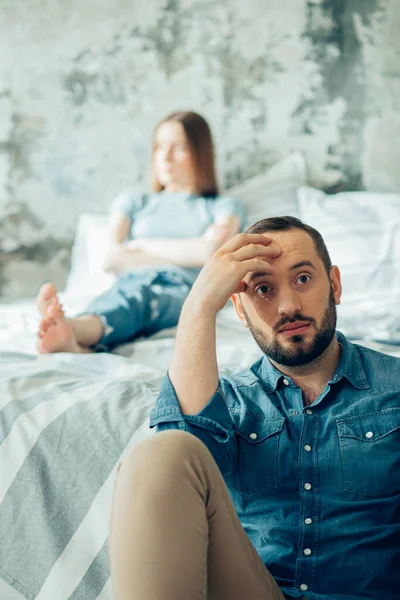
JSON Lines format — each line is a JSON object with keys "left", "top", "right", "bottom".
{"left": 85, "top": 268, "right": 191, "bottom": 351}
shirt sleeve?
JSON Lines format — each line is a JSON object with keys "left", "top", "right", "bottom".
{"left": 209, "top": 196, "right": 246, "bottom": 231}
{"left": 149, "top": 372, "right": 237, "bottom": 476}
{"left": 110, "top": 191, "right": 145, "bottom": 222}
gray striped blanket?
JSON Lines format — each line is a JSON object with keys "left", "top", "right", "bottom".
{"left": 0, "top": 351, "right": 161, "bottom": 600}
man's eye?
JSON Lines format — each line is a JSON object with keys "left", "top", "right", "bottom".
{"left": 255, "top": 285, "right": 272, "bottom": 295}
{"left": 297, "top": 274, "right": 311, "bottom": 285}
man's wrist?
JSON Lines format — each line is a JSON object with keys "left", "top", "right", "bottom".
{"left": 180, "top": 296, "right": 218, "bottom": 323}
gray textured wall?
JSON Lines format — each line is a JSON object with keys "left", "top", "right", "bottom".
{"left": 1, "top": 0, "right": 399, "bottom": 298}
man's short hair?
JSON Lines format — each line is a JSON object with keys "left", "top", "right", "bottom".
{"left": 246, "top": 216, "right": 332, "bottom": 275}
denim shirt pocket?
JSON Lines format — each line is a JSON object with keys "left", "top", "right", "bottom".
{"left": 337, "top": 407, "right": 400, "bottom": 498}
{"left": 225, "top": 410, "right": 285, "bottom": 496}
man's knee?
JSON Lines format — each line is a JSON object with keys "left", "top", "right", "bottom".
{"left": 117, "top": 430, "right": 210, "bottom": 482}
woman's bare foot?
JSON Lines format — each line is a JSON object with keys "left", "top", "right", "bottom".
{"left": 36, "top": 282, "right": 101, "bottom": 353}
{"left": 37, "top": 312, "right": 89, "bottom": 354}
{"left": 36, "top": 282, "right": 64, "bottom": 319}
{"left": 36, "top": 282, "right": 80, "bottom": 353}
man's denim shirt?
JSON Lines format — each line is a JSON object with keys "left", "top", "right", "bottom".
{"left": 150, "top": 332, "right": 400, "bottom": 600}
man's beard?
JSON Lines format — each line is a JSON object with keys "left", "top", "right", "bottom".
{"left": 244, "top": 287, "right": 337, "bottom": 367}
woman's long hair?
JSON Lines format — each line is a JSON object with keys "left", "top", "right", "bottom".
{"left": 151, "top": 111, "right": 219, "bottom": 197}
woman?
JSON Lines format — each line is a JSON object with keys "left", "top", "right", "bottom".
{"left": 36, "top": 110, "right": 245, "bottom": 353}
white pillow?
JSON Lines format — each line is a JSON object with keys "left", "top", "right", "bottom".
{"left": 64, "top": 214, "right": 115, "bottom": 298}
{"left": 298, "top": 186, "right": 400, "bottom": 341}
{"left": 228, "top": 152, "right": 307, "bottom": 229}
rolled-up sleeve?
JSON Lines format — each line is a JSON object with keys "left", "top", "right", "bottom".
{"left": 149, "top": 373, "right": 237, "bottom": 475}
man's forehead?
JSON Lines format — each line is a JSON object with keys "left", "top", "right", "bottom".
{"left": 262, "top": 228, "right": 317, "bottom": 254}
{"left": 244, "top": 229, "right": 320, "bottom": 284}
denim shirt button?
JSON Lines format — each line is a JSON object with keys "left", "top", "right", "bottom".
{"left": 303, "top": 548, "right": 312, "bottom": 556}
{"left": 306, "top": 409, "right": 313, "bottom": 414}
{"left": 300, "top": 583, "right": 308, "bottom": 591}
{"left": 365, "top": 431, "right": 374, "bottom": 438}
{"left": 249, "top": 432, "right": 258, "bottom": 440}
{"left": 282, "top": 378, "right": 290, "bottom": 386}
{"left": 304, "top": 482, "right": 312, "bottom": 491}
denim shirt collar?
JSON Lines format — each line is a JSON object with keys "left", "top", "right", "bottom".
{"left": 260, "top": 330, "right": 370, "bottom": 393}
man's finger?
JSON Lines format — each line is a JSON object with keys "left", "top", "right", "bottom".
{"left": 231, "top": 243, "right": 281, "bottom": 262}
{"left": 218, "top": 232, "right": 275, "bottom": 254}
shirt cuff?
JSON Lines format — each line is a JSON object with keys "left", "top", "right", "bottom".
{"left": 150, "top": 372, "right": 233, "bottom": 440}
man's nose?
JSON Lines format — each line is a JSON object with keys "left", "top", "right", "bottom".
{"left": 277, "top": 287, "right": 301, "bottom": 317}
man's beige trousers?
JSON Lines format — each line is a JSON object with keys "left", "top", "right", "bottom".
{"left": 109, "top": 430, "right": 286, "bottom": 600}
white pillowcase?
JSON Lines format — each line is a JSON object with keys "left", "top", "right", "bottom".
{"left": 298, "top": 186, "right": 400, "bottom": 341}
{"left": 228, "top": 152, "right": 307, "bottom": 229}
{"left": 64, "top": 214, "right": 115, "bottom": 299}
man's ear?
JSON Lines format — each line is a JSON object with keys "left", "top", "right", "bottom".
{"left": 230, "top": 293, "right": 249, "bottom": 328}
{"left": 330, "top": 265, "right": 342, "bottom": 305}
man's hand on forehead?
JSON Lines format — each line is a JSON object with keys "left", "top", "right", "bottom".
{"left": 238, "top": 234, "right": 281, "bottom": 290}
{"left": 185, "top": 232, "right": 282, "bottom": 315}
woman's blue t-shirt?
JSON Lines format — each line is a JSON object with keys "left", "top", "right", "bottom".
{"left": 111, "top": 190, "right": 246, "bottom": 285}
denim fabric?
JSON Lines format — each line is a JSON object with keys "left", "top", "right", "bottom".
{"left": 85, "top": 268, "right": 190, "bottom": 351}
{"left": 150, "top": 332, "right": 400, "bottom": 600}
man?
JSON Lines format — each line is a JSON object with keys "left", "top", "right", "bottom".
{"left": 110, "top": 217, "right": 400, "bottom": 600}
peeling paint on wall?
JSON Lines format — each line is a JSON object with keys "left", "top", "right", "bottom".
{"left": 0, "top": 0, "right": 399, "bottom": 297}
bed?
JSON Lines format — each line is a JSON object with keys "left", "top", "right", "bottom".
{"left": 1, "top": 154, "right": 400, "bottom": 600}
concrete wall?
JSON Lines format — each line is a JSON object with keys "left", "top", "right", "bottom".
{"left": 1, "top": 0, "right": 399, "bottom": 297}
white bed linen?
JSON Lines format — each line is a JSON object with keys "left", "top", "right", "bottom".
{"left": 298, "top": 186, "right": 400, "bottom": 343}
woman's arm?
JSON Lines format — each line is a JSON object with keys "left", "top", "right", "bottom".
{"left": 102, "top": 213, "right": 174, "bottom": 274}
{"left": 108, "top": 212, "right": 132, "bottom": 245}
{"left": 103, "top": 212, "right": 241, "bottom": 275}
{"left": 129, "top": 215, "right": 242, "bottom": 267}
